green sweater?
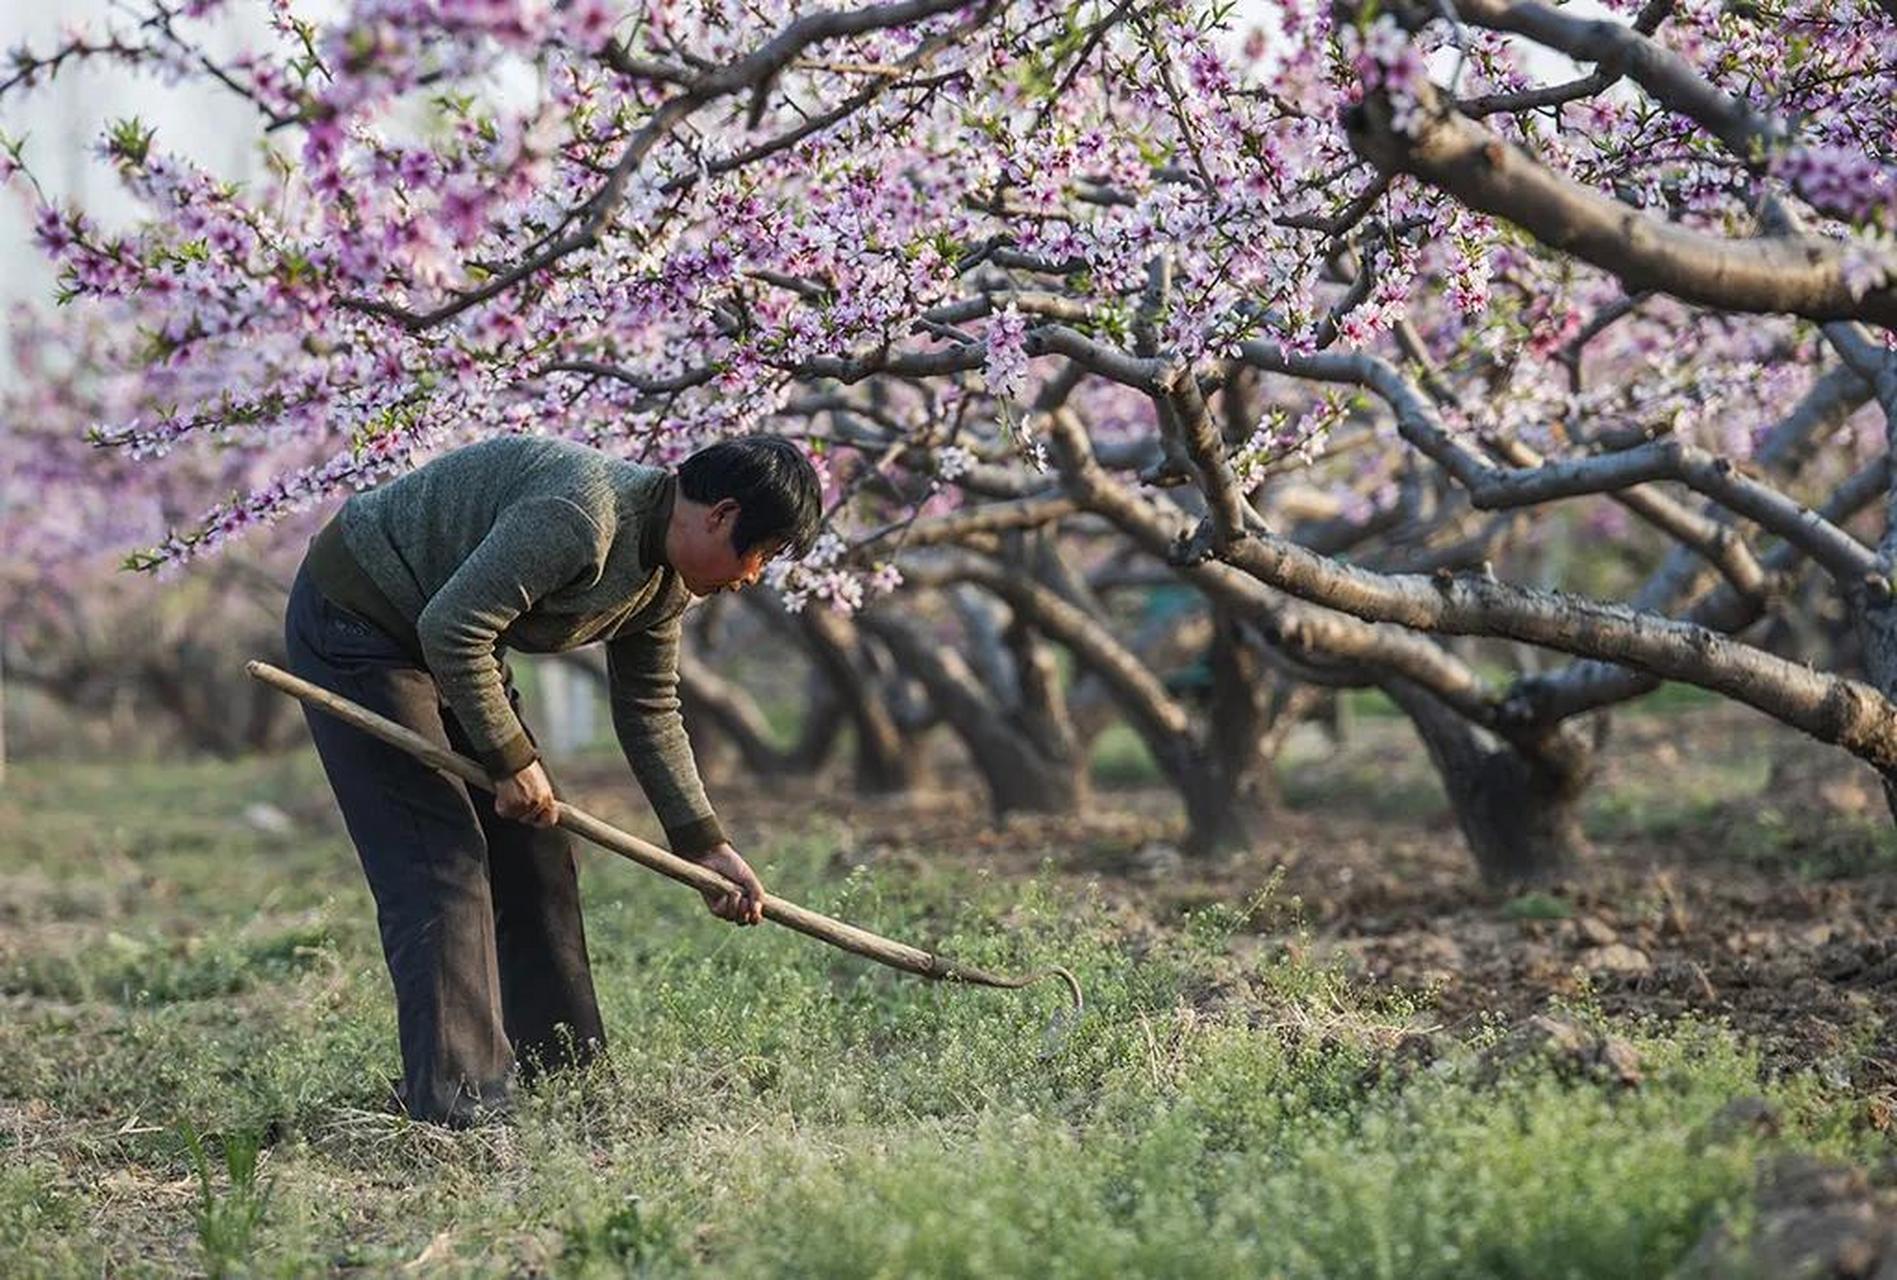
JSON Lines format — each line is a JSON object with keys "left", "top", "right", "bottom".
{"left": 305, "top": 435, "right": 725, "bottom": 854}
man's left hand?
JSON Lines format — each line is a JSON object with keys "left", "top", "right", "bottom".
{"left": 691, "top": 843, "right": 766, "bottom": 926}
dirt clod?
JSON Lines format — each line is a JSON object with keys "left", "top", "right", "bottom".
{"left": 1683, "top": 1155, "right": 1897, "bottom": 1280}
{"left": 1581, "top": 942, "right": 1652, "bottom": 977}
{"left": 1695, "top": 1095, "right": 1783, "bottom": 1148}
{"left": 1575, "top": 914, "right": 1618, "bottom": 947}
{"left": 1483, "top": 1015, "right": 1643, "bottom": 1089}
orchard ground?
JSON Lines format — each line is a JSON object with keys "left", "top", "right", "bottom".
{"left": 2, "top": 695, "right": 1895, "bottom": 1277}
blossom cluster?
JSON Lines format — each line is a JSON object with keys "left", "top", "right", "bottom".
{"left": 0, "top": 0, "right": 1892, "bottom": 626}
{"left": 1340, "top": 16, "right": 1432, "bottom": 137}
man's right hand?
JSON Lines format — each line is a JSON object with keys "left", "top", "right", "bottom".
{"left": 494, "top": 760, "right": 558, "bottom": 827}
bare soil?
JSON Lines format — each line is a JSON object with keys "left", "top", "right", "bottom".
{"left": 631, "top": 702, "right": 1897, "bottom": 1108}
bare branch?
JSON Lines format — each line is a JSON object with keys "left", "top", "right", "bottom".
{"left": 1343, "top": 84, "right": 1897, "bottom": 325}
{"left": 854, "top": 495, "right": 1078, "bottom": 553}
{"left": 1233, "top": 343, "right": 1881, "bottom": 586}
{"left": 1043, "top": 407, "right": 1523, "bottom": 737}
{"left": 1507, "top": 454, "right": 1890, "bottom": 724}
{"left": 1447, "top": 0, "right": 1782, "bottom": 162}
{"left": 1205, "top": 522, "right": 1897, "bottom": 775}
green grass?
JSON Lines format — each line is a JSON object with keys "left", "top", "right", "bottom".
{"left": 1089, "top": 722, "right": 1162, "bottom": 786}
{"left": 0, "top": 755, "right": 1878, "bottom": 1276}
{"left": 1501, "top": 891, "right": 1576, "bottom": 921}
{"left": 1581, "top": 749, "right": 1897, "bottom": 880}
{"left": 1583, "top": 750, "right": 1772, "bottom": 844}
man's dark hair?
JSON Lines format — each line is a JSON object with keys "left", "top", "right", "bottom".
{"left": 677, "top": 434, "right": 823, "bottom": 559}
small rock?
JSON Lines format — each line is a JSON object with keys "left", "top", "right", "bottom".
{"left": 1405, "top": 933, "right": 1465, "bottom": 981}
{"left": 241, "top": 802, "right": 296, "bottom": 837}
{"left": 1796, "top": 922, "right": 1839, "bottom": 950}
{"left": 1819, "top": 939, "right": 1896, "bottom": 983}
{"left": 1817, "top": 776, "right": 1877, "bottom": 814}
{"left": 1765, "top": 754, "right": 1882, "bottom": 817}
{"left": 1762, "top": 1155, "right": 1872, "bottom": 1210}
{"left": 1595, "top": 1037, "right": 1644, "bottom": 1089}
{"left": 1391, "top": 1030, "right": 1442, "bottom": 1068}
{"left": 1483, "top": 1015, "right": 1642, "bottom": 1088}
{"left": 1575, "top": 914, "right": 1618, "bottom": 947}
{"left": 1131, "top": 841, "right": 1183, "bottom": 881}
{"left": 1697, "top": 1096, "right": 1783, "bottom": 1148}
{"left": 1653, "top": 959, "right": 1719, "bottom": 1004}
{"left": 1581, "top": 943, "right": 1652, "bottom": 977}
{"left": 1654, "top": 873, "right": 1692, "bottom": 939}
{"left": 1680, "top": 1155, "right": 1897, "bottom": 1280}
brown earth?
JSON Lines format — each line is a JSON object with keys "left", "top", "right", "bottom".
{"left": 602, "top": 701, "right": 1897, "bottom": 1107}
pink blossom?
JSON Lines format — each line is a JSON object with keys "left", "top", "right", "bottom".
{"left": 982, "top": 303, "right": 1030, "bottom": 404}
{"left": 33, "top": 205, "right": 75, "bottom": 257}
{"left": 439, "top": 185, "right": 488, "bottom": 246}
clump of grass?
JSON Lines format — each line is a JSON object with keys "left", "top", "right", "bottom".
{"left": 178, "top": 1121, "right": 276, "bottom": 1278}
{"left": 4, "top": 921, "right": 339, "bottom": 1005}
{"left": 1088, "top": 723, "right": 1162, "bottom": 787}
{"left": 0, "top": 757, "right": 1884, "bottom": 1277}
{"left": 559, "top": 1194, "right": 688, "bottom": 1273}
{"left": 1502, "top": 891, "right": 1575, "bottom": 921}
{"left": 0, "top": 1159, "right": 79, "bottom": 1262}
{"left": 1727, "top": 808, "right": 1897, "bottom": 881}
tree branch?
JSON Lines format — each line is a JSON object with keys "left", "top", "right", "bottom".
{"left": 341, "top": 0, "right": 984, "bottom": 332}
{"left": 1233, "top": 342, "right": 1881, "bottom": 586}
{"left": 1204, "top": 520, "right": 1897, "bottom": 775}
{"left": 1343, "top": 84, "right": 1897, "bottom": 325}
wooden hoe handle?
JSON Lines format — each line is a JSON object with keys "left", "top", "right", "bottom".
{"left": 247, "top": 660, "right": 1083, "bottom": 1017}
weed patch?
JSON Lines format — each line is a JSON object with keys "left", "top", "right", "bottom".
{"left": 0, "top": 756, "right": 1884, "bottom": 1276}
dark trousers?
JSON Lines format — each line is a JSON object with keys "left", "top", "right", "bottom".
{"left": 284, "top": 563, "right": 606, "bottom": 1126}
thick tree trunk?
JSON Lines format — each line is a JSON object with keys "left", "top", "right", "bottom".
{"left": 1384, "top": 680, "right": 1592, "bottom": 885}
{"left": 798, "top": 606, "right": 918, "bottom": 794}
{"left": 784, "top": 672, "right": 847, "bottom": 773}
{"left": 1853, "top": 600, "right": 1897, "bottom": 819}
{"left": 1004, "top": 610, "right": 1084, "bottom": 780}
{"left": 567, "top": 625, "right": 856, "bottom": 782}
{"left": 951, "top": 586, "right": 1019, "bottom": 706}
{"left": 672, "top": 649, "right": 797, "bottom": 776}
{"left": 1171, "top": 611, "right": 1281, "bottom": 855}
{"left": 967, "top": 728, "right": 1085, "bottom": 816}
{"left": 859, "top": 611, "right": 1085, "bottom": 817}
{"left": 1174, "top": 767, "right": 1267, "bottom": 857}
{"left": 142, "top": 639, "right": 301, "bottom": 759}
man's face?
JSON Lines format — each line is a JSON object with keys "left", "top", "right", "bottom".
{"left": 678, "top": 499, "right": 787, "bottom": 597}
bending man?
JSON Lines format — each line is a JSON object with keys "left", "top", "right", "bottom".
{"left": 283, "top": 433, "right": 821, "bottom": 1126}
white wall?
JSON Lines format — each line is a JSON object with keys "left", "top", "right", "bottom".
{"left": 0, "top": 2, "right": 277, "bottom": 329}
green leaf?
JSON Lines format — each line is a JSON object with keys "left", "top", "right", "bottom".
{"left": 104, "top": 116, "right": 156, "bottom": 168}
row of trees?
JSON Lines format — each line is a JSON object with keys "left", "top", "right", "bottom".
{"left": 3, "top": 0, "right": 1894, "bottom": 881}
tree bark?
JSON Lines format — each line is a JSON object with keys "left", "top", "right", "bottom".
{"left": 798, "top": 605, "right": 918, "bottom": 794}
{"left": 1383, "top": 680, "right": 1594, "bottom": 885}
{"left": 1175, "top": 610, "right": 1283, "bottom": 856}
{"left": 0, "top": 639, "right": 8, "bottom": 785}
{"left": 1038, "top": 405, "right": 1624, "bottom": 864}
{"left": 1341, "top": 74, "right": 1897, "bottom": 326}
{"left": 676, "top": 650, "right": 798, "bottom": 775}
{"left": 560, "top": 646, "right": 845, "bottom": 781}
{"left": 861, "top": 609, "right": 1086, "bottom": 816}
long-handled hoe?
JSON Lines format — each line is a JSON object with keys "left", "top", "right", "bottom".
{"left": 248, "top": 661, "right": 1084, "bottom": 1048}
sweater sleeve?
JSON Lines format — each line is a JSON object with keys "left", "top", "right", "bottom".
{"left": 415, "top": 498, "right": 601, "bottom": 777}
{"left": 605, "top": 606, "right": 727, "bottom": 856}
